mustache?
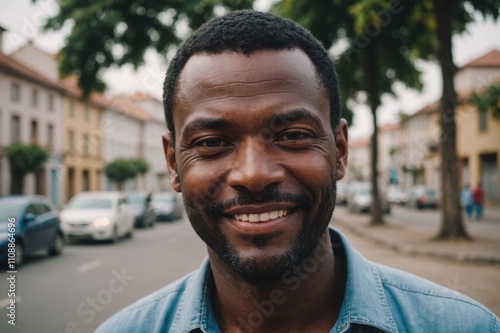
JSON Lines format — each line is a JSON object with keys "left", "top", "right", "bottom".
{"left": 206, "top": 190, "right": 312, "bottom": 218}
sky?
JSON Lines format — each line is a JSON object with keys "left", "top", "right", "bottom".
{"left": 1, "top": 0, "right": 499, "bottom": 140}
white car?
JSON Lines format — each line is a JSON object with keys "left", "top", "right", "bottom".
{"left": 60, "top": 192, "right": 134, "bottom": 243}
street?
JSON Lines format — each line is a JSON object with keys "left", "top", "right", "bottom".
{"left": 1, "top": 208, "right": 499, "bottom": 333}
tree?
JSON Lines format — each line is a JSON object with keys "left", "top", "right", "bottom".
{"left": 42, "top": 0, "right": 254, "bottom": 95}
{"left": 273, "top": 0, "right": 434, "bottom": 225}
{"left": 471, "top": 83, "right": 500, "bottom": 119}
{"left": 104, "top": 159, "right": 138, "bottom": 190}
{"left": 7, "top": 143, "right": 50, "bottom": 194}
{"left": 131, "top": 159, "right": 149, "bottom": 175}
{"left": 431, "top": 0, "right": 499, "bottom": 240}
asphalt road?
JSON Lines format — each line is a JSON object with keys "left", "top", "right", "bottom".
{"left": 0, "top": 210, "right": 498, "bottom": 333}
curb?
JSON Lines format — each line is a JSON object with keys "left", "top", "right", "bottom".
{"left": 335, "top": 218, "right": 500, "bottom": 266}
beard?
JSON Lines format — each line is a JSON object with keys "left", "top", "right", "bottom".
{"left": 183, "top": 179, "right": 337, "bottom": 286}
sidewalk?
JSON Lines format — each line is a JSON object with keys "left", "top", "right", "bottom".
{"left": 332, "top": 207, "right": 500, "bottom": 266}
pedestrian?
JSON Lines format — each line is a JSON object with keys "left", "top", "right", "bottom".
{"left": 460, "top": 184, "right": 473, "bottom": 220}
{"left": 96, "top": 10, "right": 499, "bottom": 333}
{"left": 473, "top": 183, "right": 485, "bottom": 221}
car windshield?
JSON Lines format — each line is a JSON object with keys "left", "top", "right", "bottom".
{"left": 357, "top": 188, "right": 372, "bottom": 195}
{"left": 68, "top": 198, "right": 113, "bottom": 209}
{"left": 126, "top": 194, "right": 146, "bottom": 205}
{"left": 0, "top": 201, "right": 24, "bottom": 221}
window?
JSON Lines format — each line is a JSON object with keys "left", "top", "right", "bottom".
{"left": 34, "top": 203, "right": 51, "bottom": 215}
{"left": 69, "top": 101, "right": 75, "bottom": 117}
{"left": 479, "top": 108, "right": 488, "bottom": 132}
{"left": 82, "top": 170, "right": 90, "bottom": 191}
{"left": 31, "top": 89, "right": 38, "bottom": 106}
{"left": 84, "top": 106, "right": 90, "bottom": 122}
{"left": 11, "top": 115, "right": 21, "bottom": 144}
{"left": 83, "top": 133, "right": 89, "bottom": 156}
{"left": 68, "top": 130, "right": 75, "bottom": 152}
{"left": 11, "top": 83, "right": 20, "bottom": 102}
{"left": 48, "top": 94, "right": 54, "bottom": 111}
{"left": 47, "top": 124, "right": 54, "bottom": 150}
{"left": 31, "top": 120, "right": 38, "bottom": 143}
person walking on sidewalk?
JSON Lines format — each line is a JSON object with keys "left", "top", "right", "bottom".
{"left": 460, "top": 184, "right": 474, "bottom": 220}
{"left": 473, "top": 183, "right": 485, "bottom": 221}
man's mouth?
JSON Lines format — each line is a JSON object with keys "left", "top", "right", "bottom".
{"left": 233, "top": 210, "right": 289, "bottom": 222}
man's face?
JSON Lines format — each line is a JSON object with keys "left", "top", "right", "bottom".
{"left": 164, "top": 49, "right": 347, "bottom": 285}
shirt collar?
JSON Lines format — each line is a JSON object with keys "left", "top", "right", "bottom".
{"left": 171, "top": 228, "right": 398, "bottom": 333}
{"left": 332, "top": 229, "right": 398, "bottom": 333}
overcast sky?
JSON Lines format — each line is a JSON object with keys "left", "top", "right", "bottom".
{"left": 1, "top": 0, "right": 499, "bottom": 139}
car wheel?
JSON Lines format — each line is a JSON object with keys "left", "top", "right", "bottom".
{"left": 15, "top": 242, "right": 24, "bottom": 267}
{"left": 109, "top": 226, "right": 119, "bottom": 244}
{"left": 125, "top": 226, "right": 133, "bottom": 239}
{"left": 48, "top": 233, "right": 64, "bottom": 256}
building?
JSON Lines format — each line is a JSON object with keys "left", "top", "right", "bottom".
{"left": 129, "top": 92, "right": 172, "bottom": 192}
{"left": 456, "top": 50, "right": 500, "bottom": 203}
{"left": 59, "top": 77, "right": 107, "bottom": 202}
{"left": 346, "top": 137, "right": 371, "bottom": 182}
{"left": 0, "top": 50, "right": 65, "bottom": 205}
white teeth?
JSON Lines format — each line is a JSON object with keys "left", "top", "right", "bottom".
{"left": 234, "top": 210, "right": 288, "bottom": 222}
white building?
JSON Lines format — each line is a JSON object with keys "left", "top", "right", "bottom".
{"left": 129, "top": 93, "right": 172, "bottom": 192}
{"left": 104, "top": 96, "right": 149, "bottom": 191}
{"left": 0, "top": 50, "right": 64, "bottom": 205}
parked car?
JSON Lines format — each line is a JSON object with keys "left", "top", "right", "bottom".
{"left": 347, "top": 184, "right": 391, "bottom": 214}
{"left": 407, "top": 186, "right": 438, "bottom": 209}
{"left": 0, "top": 195, "right": 64, "bottom": 267}
{"left": 60, "top": 192, "right": 134, "bottom": 243}
{"left": 125, "top": 192, "right": 156, "bottom": 228}
{"left": 151, "top": 192, "right": 183, "bottom": 221}
{"left": 386, "top": 186, "right": 408, "bottom": 205}
{"left": 336, "top": 183, "right": 347, "bottom": 205}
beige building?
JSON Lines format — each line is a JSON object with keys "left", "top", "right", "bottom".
{"left": 60, "top": 77, "right": 107, "bottom": 202}
{"left": 346, "top": 137, "right": 371, "bottom": 182}
{"left": 456, "top": 50, "right": 500, "bottom": 204}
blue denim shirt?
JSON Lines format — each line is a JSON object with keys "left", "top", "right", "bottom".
{"left": 96, "top": 229, "right": 499, "bottom": 332}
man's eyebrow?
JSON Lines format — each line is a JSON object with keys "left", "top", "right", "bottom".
{"left": 271, "top": 109, "right": 325, "bottom": 129}
{"left": 181, "top": 118, "right": 233, "bottom": 138}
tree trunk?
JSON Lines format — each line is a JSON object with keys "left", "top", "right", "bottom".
{"left": 433, "top": 0, "right": 470, "bottom": 240}
{"left": 364, "top": 37, "right": 384, "bottom": 225}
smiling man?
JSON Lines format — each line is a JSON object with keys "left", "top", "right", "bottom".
{"left": 97, "top": 10, "right": 499, "bottom": 333}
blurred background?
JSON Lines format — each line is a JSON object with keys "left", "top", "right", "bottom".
{"left": 0, "top": 0, "right": 499, "bottom": 332}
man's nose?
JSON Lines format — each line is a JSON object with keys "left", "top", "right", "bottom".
{"left": 226, "top": 139, "right": 286, "bottom": 193}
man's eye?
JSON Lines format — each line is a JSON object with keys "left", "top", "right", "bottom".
{"left": 282, "top": 131, "right": 310, "bottom": 141}
{"left": 197, "top": 138, "right": 225, "bottom": 147}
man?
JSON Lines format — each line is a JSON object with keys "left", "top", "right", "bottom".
{"left": 473, "top": 183, "right": 485, "bottom": 221}
{"left": 97, "top": 10, "right": 498, "bottom": 333}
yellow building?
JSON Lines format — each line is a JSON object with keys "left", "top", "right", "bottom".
{"left": 457, "top": 97, "right": 500, "bottom": 204}
{"left": 456, "top": 50, "right": 500, "bottom": 204}
{"left": 61, "top": 77, "right": 107, "bottom": 202}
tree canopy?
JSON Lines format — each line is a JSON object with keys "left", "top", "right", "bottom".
{"left": 42, "top": 0, "right": 254, "bottom": 95}
{"left": 104, "top": 158, "right": 149, "bottom": 183}
{"left": 7, "top": 143, "right": 50, "bottom": 175}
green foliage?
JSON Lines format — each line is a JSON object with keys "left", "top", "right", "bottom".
{"left": 471, "top": 83, "right": 500, "bottom": 119}
{"left": 104, "top": 159, "right": 138, "bottom": 182}
{"left": 104, "top": 158, "right": 149, "bottom": 182}
{"left": 7, "top": 143, "right": 50, "bottom": 175}
{"left": 41, "top": 0, "right": 254, "bottom": 95}
{"left": 131, "top": 158, "right": 149, "bottom": 174}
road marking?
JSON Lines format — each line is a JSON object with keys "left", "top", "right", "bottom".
{"left": 77, "top": 260, "right": 103, "bottom": 273}
{"left": 0, "top": 296, "right": 21, "bottom": 308}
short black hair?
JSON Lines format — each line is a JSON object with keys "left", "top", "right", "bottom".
{"left": 163, "top": 10, "right": 341, "bottom": 140}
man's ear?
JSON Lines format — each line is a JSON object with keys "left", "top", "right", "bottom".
{"left": 335, "top": 119, "right": 348, "bottom": 180}
{"left": 162, "top": 133, "right": 181, "bottom": 192}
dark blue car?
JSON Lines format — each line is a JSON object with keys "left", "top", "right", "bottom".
{"left": 0, "top": 195, "right": 64, "bottom": 267}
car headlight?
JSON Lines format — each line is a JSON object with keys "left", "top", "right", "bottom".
{"left": 92, "top": 218, "right": 111, "bottom": 227}
{"left": 0, "top": 232, "right": 8, "bottom": 242}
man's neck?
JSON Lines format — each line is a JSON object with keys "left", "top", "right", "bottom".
{"left": 209, "top": 230, "right": 346, "bottom": 333}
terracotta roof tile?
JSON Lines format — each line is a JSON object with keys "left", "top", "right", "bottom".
{"left": 461, "top": 49, "right": 500, "bottom": 68}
